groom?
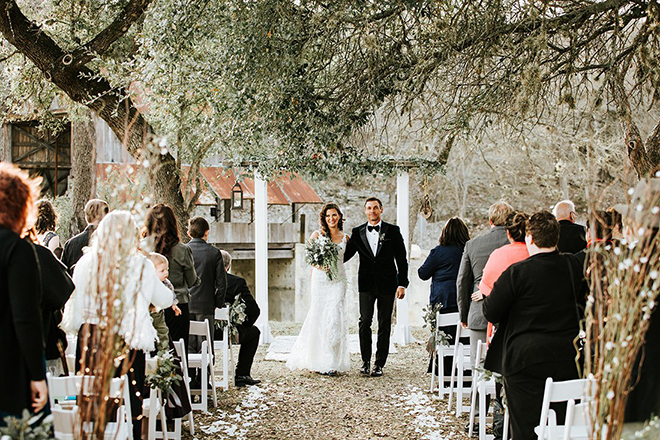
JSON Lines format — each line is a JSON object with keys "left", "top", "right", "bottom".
{"left": 345, "top": 197, "right": 409, "bottom": 377}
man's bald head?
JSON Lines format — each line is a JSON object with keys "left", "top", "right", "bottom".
{"left": 553, "top": 200, "right": 576, "bottom": 222}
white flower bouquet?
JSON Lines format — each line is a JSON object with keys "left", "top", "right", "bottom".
{"left": 305, "top": 234, "right": 341, "bottom": 280}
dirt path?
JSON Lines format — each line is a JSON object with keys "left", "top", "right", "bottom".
{"left": 184, "top": 325, "right": 470, "bottom": 440}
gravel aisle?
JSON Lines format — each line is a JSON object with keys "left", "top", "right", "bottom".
{"left": 185, "top": 325, "right": 470, "bottom": 440}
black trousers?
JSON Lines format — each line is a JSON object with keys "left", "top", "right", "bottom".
{"left": 358, "top": 287, "right": 396, "bottom": 367}
{"left": 236, "top": 325, "right": 260, "bottom": 377}
{"left": 504, "top": 360, "right": 578, "bottom": 440}
{"left": 165, "top": 302, "right": 190, "bottom": 351}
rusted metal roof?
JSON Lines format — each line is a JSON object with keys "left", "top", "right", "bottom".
{"left": 96, "top": 164, "right": 322, "bottom": 206}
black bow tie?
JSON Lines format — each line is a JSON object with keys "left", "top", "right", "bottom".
{"left": 367, "top": 225, "right": 380, "bottom": 232}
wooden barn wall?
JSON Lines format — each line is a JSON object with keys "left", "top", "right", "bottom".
{"left": 94, "top": 115, "right": 136, "bottom": 164}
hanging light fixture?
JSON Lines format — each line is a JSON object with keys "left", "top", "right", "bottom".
{"left": 231, "top": 181, "right": 244, "bottom": 209}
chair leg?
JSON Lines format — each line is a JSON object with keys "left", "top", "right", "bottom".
{"left": 430, "top": 354, "right": 436, "bottom": 393}
{"left": 188, "top": 412, "right": 195, "bottom": 436}
{"left": 478, "top": 383, "right": 486, "bottom": 440}
{"left": 503, "top": 404, "right": 509, "bottom": 440}
{"left": 456, "top": 355, "right": 464, "bottom": 416}
{"left": 468, "top": 379, "right": 478, "bottom": 437}
{"left": 158, "top": 390, "right": 169, "bottom": 440}
{"left": 200, "top": 358, "right": 208, "bottom": 413}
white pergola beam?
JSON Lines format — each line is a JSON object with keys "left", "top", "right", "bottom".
{"left": 254, "top": 171, "right": 273, "bottom": 344}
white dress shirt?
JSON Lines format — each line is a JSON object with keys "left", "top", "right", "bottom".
{"left": 366, "top": 221, "right": 382, "bottom": 255}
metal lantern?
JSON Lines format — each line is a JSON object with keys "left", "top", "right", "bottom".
{"left": 231, "top": 181, "right": 244, "bottom": 209}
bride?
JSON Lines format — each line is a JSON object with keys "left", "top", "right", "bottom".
{"left": 287, "top": 203, "right": 350, "bottom": 375}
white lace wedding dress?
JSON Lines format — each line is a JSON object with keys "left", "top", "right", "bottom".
{"left": 286, "top": 234, "right": 350, "bottom": 373}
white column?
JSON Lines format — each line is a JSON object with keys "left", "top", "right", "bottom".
{"left": 254, "top": 171, "right": 273, "bottom": 344}
{"left": 392, "top": 169, "right": 416, "bottom": 345}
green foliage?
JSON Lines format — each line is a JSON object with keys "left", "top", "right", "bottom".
{"left": 0, "top": 410, "right": 53, "bottom": 440}
{"left": 421, "top": 303, "right": 451, "bottom": 349}
{"left": 216, "top": 294, "right": 247, "bottom": 341}
{"left": 145, "top": 350, "right": 182, "bottom": 396}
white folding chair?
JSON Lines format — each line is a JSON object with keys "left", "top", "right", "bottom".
{"left": 143, "top": 357, "right": 170, "bottom": 440}
{"left": 213, "top": 307, "right": 235, "bottom": 390}
{"left": 188, "top": 319, "right": 217, "bottom": 412}
{"left": 468, "top": 341, "right": 497, "bottom": 440}
{"left": 534, "top": 377, "right": 596, "bottom": 440}
{"left": 430, "top": 312, "right": 459, "bottom": 397}
{"left": 447, "top": 321, "right": 472, "bottom": 415}
{"left": 173, "top": 339, "right": 195, "bottom": 436}
{"left": 47, "top": 373, "right": 132, "bottom": 440}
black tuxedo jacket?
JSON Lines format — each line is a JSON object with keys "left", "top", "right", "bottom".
{"left": 61, "top": 224, "right": 94, "bottom": 274}
{"left": 225, "top": 273, "right": 260, "bottom": 328}
{"left": 344, "top": 221, "right": 409, "bottom": 295}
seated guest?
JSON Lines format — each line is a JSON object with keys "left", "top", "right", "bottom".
{"left": 35, "top": 199, "right": 63, "bottom": 258}
{"left": 187, "top": 217, "right": 227, "bottom": 355}
{"left": 472, "top": 211, "right": 529, "bottom": 342}
{"left": 61, "top": 199, "right": 108, "bottom": 273}
{"left": 553, "top": 200, "right": 587, "bottom": 254}
{"left": 0, "top": 163, "right": 48, "bottom": 419}
{"left": 483, "top": 211, "right": 585, "bottom": 440}
{"left": 418, "top": 217, "right": 470, "bottom": 377}
{"left": 220, "top": 250, "right": 262, "bottom": 387}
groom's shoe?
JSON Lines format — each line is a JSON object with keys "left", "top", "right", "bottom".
{"left": 360, "top": 362, "right": 370, "bottom": 376}
{"left": 371, "top": 365, "right": 383, "bottom": 377}
{"left": 235, "top": 375, "right": 262, "bottom": 387}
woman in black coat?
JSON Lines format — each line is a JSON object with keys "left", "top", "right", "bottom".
{"left": 418, "top": 217, "right": 470, "bottom": 377}
{"left": 0, "top": 163, "right": 48, "bottom": 420}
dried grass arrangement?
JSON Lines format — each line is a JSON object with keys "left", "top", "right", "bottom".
{"left": 583, "top": 177, "right": 660, "bottom": 440}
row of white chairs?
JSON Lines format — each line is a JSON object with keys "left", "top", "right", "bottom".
{"left": 429, "top": 311, "right": 597, "bottom": 440}
{"left": 50, "top": 308, "right": 234, "bottom": 439}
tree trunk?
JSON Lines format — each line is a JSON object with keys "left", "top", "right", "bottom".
{"left": 70, "top": 112, "right": 97, "bottom": 236}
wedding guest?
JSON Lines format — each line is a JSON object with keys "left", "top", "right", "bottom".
{"left": 142, "top": 204, "right": 200, "bottom": 348}
{"left": 0, "top": 163, "right": 48, "bottom": 419}
{"left": 472, "top": 211, "right": 529, "bottom": 343}
{"left": 35, "top": 199, "right": 63, "bottom": 258}
{"left": 606, "top": 207, "right": 624, "bottom": 242}
{"left": 187, "top": 217, "right": 227, "bottom": 355}
{"left": 483, "top": 211, "right": 584, "bottom": 440}
{"left": 553, "top": 200, "right": 587, "bottom": 254}
{"left": 61, "top": 211, "right": 174, "bottom": 438}
{"left": 32, "top": 241, "right": 74, "bottom": 375}
{"left": 457, "top": 201, "right": 512, "bottom": 365}
{"left": 418, "top": 217, "right": 470, "bottom": 377}
{"left": 220, "top": 250, "right": 261, "bottom": 387}
{"left": 61, "top": 198, "right": 108, "bottom": 273}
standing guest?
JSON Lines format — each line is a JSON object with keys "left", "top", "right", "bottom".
{"left": 143, "top": 204, "right": 200, "bottom": 348}
{"left": 483, "top": 211, "right": 584, "bottom": 440}
{"left": 220, "top": 250, "right": 262, "bottom": 387}
{"left": 0, "top": 163, "right": 48, "bottom": 420}
{"left": 32, "top": 241, "right": 74, "bottom": 375}
{"left": 457, "top": 201, "right": 512, "bottom": 366}
{"left": 35, "top": 199, "right": 63, "bottom": 258}
{"left": 418, "top": 217, "right": 470, "bottom": 377}
{"left": 61, "top": 198, "right": 108, "bottom": 273}
{"left": 187, "top": 217, "right": 227, "bottom": 355}
{"left": 553, "top": 200, "right": 587, "bottom": 254}
{"left": 62, "top": 211, "right": 173, "bottom": 439}
{"left": 472, "top": 211, "right": 530, "bottom": 343}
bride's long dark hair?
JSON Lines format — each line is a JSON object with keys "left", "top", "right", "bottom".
{"left": 319, "top": 203, "right": 344, "bottom": 236}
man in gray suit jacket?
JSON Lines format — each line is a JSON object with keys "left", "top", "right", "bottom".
{"left": 187, "top": 217, "right": 227, "bottom": 354}
{"left": 457, "top": 202, "right": 513, "bottom": 365}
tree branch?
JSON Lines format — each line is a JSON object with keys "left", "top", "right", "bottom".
{"left": 71, "top": 0, "right": 153, "bottom": 66}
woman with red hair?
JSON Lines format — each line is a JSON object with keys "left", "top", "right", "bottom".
{"left": 0, "top": 163, "right": 48, "bottom": 420}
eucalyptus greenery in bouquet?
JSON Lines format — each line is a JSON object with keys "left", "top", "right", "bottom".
{"left": 145, "top": 351, "right": 182, "bottom": 396}
{"left": 1, "top": 410, "right": 52, "bottom": 440}
{"left": 305, "top": 234, "right": 341, "bottom": 280}
{"left": 422, "top": 303, "right": 451, "bottom": 353}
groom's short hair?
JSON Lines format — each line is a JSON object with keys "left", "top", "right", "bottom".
{"left": 365, "top": 197, "right": 382, "bottom": 208}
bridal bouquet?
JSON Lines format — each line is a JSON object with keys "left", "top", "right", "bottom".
{"left": 305, "top": 234, "right": 341, "bottom": 280}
